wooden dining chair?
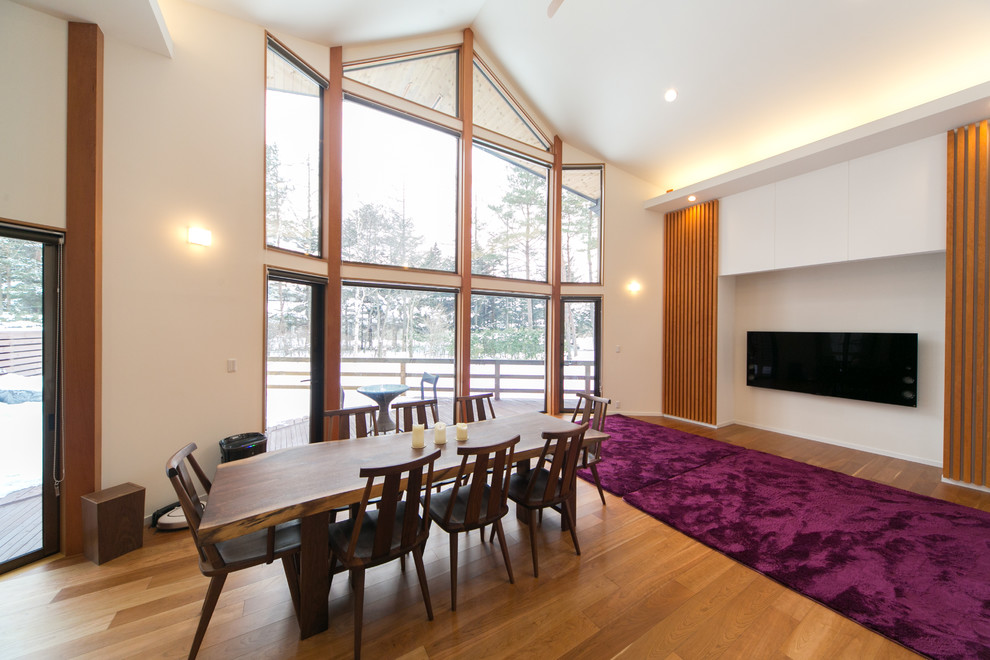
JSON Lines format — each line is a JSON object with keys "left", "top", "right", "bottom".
{"left": 505, "top": 423, "right": 589, "bottom": 577}
{"left": 328, "top": 449, "right": 441, "bottom": 660}
{"left": 166, "top": 443, "right": 301, "bottom": 659}
{"left": 428, "top": 436, "right": 518, "bottom": 610}
{"left": 570, "top": 392, "right": 611, "bottom": 505}
{"left": 323, "top": 405, "right": 379, "bottom": 441}
{"left": 454, "top": 392, "right": 496, "bottom": 423}
{"left": 391, "top": 397, "right": 439, "bottom": 432}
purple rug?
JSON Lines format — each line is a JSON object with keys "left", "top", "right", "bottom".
{"left": 623, "top": 447, "right": 990, "bottom": 660}
{"left": 576, "top": 415, "right": 744, "bottom": 495}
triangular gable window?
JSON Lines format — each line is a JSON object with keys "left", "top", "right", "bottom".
{"left": 344, "top": 50, "right": 458, "bottom": 117}
{"left": 473, "top": 58, "right": 550, "bottom": 151}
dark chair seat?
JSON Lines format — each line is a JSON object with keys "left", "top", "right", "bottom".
{"left": 429, "top": 484, "right": 505, "bottom": 533}
{"left": 507, "top": 469, "right": 564, "bottom": 507}
{"left": 328, "top": 502, "right": 419, "bottom": 564}
{"left": 211, "top": 522, "right": 301, "bottom": 567}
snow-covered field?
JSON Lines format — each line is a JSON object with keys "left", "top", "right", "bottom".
{"left": 0, "top": 373, "right": 43, "bottom": 498}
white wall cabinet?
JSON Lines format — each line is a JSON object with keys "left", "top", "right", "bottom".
{"left": 774, "top": 162, "right": 849, "bottom": 269}
{"left": 719, "top": 134, "right": 946, "bottom": 275}
{"left": 719, "top": 184, "right": 775, "bottom": 275}
{"left": 848, "top": 134, "right": 946, "bottom": 260}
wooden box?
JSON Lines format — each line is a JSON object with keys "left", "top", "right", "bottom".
{"left": 81, "top": 482, "right": 145, "bottom": 565}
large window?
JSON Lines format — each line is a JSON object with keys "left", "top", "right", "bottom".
{"left": 342, "top": 100, "right": 458, "bottom": 272}
{"left": 470, "top": 293, "right": 547, "bottom": 415}
{"left": 471, "top": 143, "right": 549, "bottom": 281}
{"left": 341, "top": 284, "right": 457, "bottom": 422}
{"left": 562, "top": 166, "right": 603, "bottom": 284}
{"left": 265, "top": 40, "right": 326, "bottom": 256}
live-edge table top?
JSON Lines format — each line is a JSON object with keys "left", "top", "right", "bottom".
{"left": 198, "top": 412, "right": 607, "bottom": 545}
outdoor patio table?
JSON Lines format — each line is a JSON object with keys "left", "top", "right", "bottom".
{"left": 357, "top": 383, "right": 409, "bottom": 432}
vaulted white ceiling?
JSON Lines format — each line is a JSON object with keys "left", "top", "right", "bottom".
{"left": 15, "top": 0, "right": 990, "bottom": 201}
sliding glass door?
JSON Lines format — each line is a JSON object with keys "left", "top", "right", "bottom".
{"left": 560, "top": 296, "right": 602, "bottom": 412}
{"left": 265, "top": 271, "right": 325, "bottom": 449}
{"left": 0, "top": 226, "right": 61, "bottom": 574}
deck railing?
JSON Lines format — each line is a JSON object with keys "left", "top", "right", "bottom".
{"left": 267, "top": 356, "right": 596, "bottom": 399}
{"left": 0, "top": 329, "right": 43, "bottom": 376}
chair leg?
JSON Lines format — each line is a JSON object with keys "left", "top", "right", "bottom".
{"left": 493, "top": 518, "right": 514, "bottom": 584}
{"left": 527, "top": 508, "right": 540, "bottom": 578}
{"left": 411, "top": 543, "right": 434, "bottom": 621}
{"left": 280, "top": 555, "right": 301, "bottom": 619}
{"left": 449, "top": 532, "right": 459, "bottom": 611}
{"left": 352, "top": 567, "right": 365, "bottom": 660}
{"left": 189, "top": 574, "right": 226, "bottom": 660}
{"left": 590, "top": 463, "right": 606, "bottom": 506}
{"left": 562, "top": 499, "right": 581, "bottom": 556}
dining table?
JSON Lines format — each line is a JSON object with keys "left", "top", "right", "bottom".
{"left": 197, "top": 411, "right": 608, "bottom": 639}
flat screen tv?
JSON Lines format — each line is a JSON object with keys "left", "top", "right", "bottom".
{"left": 746, "top": 331, "right": 918, "bottom": 407}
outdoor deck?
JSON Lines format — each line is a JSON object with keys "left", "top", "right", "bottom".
{"left": 0, "top": 486, "right": 41, "bottom": 564}
{"left": 266, "top": 394, "right": 543, "bottom": 450}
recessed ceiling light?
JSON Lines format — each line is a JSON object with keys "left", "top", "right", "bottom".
{"left": 664, "top": 88, "right": 677, "bottom": 103}
{"left": 688, "top": 195, "right": 696, "bottom": 202}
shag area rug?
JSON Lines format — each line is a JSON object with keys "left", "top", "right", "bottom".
{"left": 579, "top": 415, "right": 990, "bottom": 660}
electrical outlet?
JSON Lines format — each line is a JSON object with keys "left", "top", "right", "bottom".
{"left": 614, "top": 400, "right": 621, "bottom": 409}
{"left": 226, "top": 358, "right": 237, "bottom": 373}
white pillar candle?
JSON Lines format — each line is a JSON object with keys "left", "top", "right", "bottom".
{"left": 456, "top": 423, "right": 468, "bottom": 441}
{"left": 433, "top": 422, "right": 447, "bottom": 445}
{"left": 411, "top": 423, "right": 425, "bottom": 448}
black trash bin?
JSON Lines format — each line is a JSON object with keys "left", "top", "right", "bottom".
{"left": 219, "top": 432, "right": 267, "bottom": 463}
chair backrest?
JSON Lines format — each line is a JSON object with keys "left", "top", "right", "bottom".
{"left": 454, "top": 392, "right": 496, "bottom": 423}
{"left": 324, "top": 405, "right": 379, "bottom": 441}
{"left": 420, "top": 372, "right": 439, "bottom": 399}
{"left": 438, "top": 436, "right": 519, "bottom": 528}
{"left": 522, "top": 423, "right": 589, "bottom": 506}
{"left": 344, "top": 449, "right": 441, "bottom": 565}
{"left": 392, "top": 398, "right": 439, "bottom": 432}
{"left": 570, "top": 392, "right": 610, "bottom": 432}
{"left": 166, "top": 443, "right": 223, "bottom": 568}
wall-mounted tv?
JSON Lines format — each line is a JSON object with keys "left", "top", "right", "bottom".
{"left": 746, "top": 331, "right": 918, "bottom": 407}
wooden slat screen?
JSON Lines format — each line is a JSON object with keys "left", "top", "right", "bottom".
{"left": 662, "top": 201, "right": 718, "bottom": 425}
{"left": 945, "top": 121, "right": 990, "bottom": 486}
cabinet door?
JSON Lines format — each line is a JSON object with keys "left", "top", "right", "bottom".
{"left": 719, "top": 184, "right": 775, "bottom": 275}
{"left": 848, "top": 134, "right": 946, "bottom": 260}
{"left": 774, "top": 163, "right": 849, "bottom": 269}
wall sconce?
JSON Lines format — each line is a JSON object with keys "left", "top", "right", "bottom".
{"left": 187, "top": 227, "right": 212, "bottom": 246}
{"left": 627, "top": 280, "right": 642, "bottom": 294}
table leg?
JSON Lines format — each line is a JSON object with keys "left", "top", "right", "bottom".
{"left": 297, "top": 512, "right": 330, "bottom": 639}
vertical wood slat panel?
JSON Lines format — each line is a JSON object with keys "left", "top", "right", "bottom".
{"left": 945, "top": 121, "right": 990, "bottom": 486}
{"left": 662, "top": 201, "right": 718, "bottom": 425}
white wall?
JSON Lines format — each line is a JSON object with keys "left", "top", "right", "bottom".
{"left": 0, "top": 0, "right": 66, "bottom": 228}
{"left": 101, "top": 0, "right": 332, "bottom": 511}
{"left": 731, "top": 253, "right": 945, "bottom": 465}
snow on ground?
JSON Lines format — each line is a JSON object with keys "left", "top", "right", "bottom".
{"left": 0, "top": 373, "right": 43, "bottom": 498}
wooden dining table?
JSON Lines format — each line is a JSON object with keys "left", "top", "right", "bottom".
{"left": 197, "top": 411, "right": 608, "bottom": 639}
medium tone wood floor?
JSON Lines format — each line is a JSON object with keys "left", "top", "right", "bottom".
{"left": 4, "top": 416, "right": 989, "bottom": 659}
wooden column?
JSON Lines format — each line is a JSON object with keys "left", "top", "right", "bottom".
{"left": 662, "top": 201, "right": 718, "bottom": 425}
{"left": 64, "top": 22, "right": 103, "bottom": 555}
{"left": 455, "top": 29, "right": 474, "bottom": 401}
{"left": 547, "top": 136, "right": 563, "bottom": 415}
{"left": 945, "top": 121, "right": 990, "bottom": 486}
{"left": 324, "top": 46, "right": 344, "bottom": 414}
